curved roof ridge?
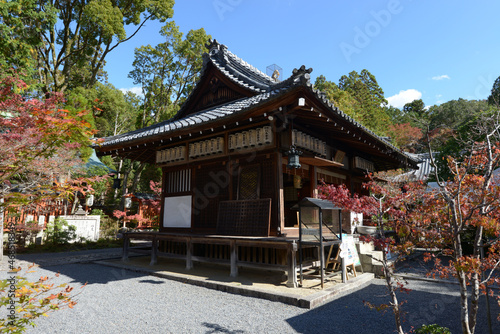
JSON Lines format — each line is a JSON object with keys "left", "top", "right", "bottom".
{"left": 225, "top": 49, "right": 275, "bottom": 84}
{"left": 206, "top": 39, "right": 279, "bottom": 91}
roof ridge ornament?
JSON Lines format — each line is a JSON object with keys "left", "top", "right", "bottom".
{"left": 205, "top": 38, "right": 221, "bottom": 51}
{"left": 291, "top": 65, "right": 313, "bottom": 86}
{"left": 292, "top": 65, "right": 313, "bottom": 76}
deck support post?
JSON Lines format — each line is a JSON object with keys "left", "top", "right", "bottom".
{"left": 286, "top": 241, "right": 298, "bottom": 287}
{"left": 122, "top": 233, "right": 129, "bottom": 262}
{"left": 186, "top": 238, "right": 193, "bottom": 270}
{"left": 150, "top": 236, "right": 158, "bottom": 265}
{"left": 230, "top": 240, "right": 238, "bottom": 277}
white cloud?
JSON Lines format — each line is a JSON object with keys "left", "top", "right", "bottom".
{"left": 431, "top": 75, "right": 450, "bottom": 81}
{"left": 387, "top": 89, "right": 422, "bottom": 108}
{"left": 120, "top": 87, "right": 144, "bottom": 97}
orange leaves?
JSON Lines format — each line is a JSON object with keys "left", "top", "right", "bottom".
{"left": 0, "top": 265, "right": 83, "bottom": 331}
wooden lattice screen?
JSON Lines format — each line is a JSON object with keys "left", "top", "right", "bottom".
{"left": 216, "top": 199, "right": 272, "bottom": 236}
{"left": 238, "top": 165, "right": 260, "bottom": 200}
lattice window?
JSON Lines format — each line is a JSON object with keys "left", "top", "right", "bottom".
{"left": 165, "top": 169, "right": 191, "bottom": 194}
{"left": 238, "top": 165, "right": 260, "bottom": 200}
{"left": 216, "top": 199, "right": 271, "bottom": 236}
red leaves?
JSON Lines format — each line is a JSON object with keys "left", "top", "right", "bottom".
{"left": 1, "top": 75, "right": 96, "bottom": 201}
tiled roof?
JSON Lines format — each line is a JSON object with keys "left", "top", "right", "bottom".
{"left": 208, "top": 41, "right": 277, "bottom": 92}
{"left": 393, "top": 153, "right": 434, "bottom": 181}
{"left": 98, "top": 89, "right": 287, "bottom": 147}
{"left": 95, "top": 40, "right": 419, "bottom": 168}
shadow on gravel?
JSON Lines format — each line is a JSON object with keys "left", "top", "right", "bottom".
{"left": 138, "top": 279, "right": 166, "bottom": 284}
{"left": 24, "top": 262, "right": 149, "bottom": 285}
{"left": 286, "top": 282, "right": 500, "bottom": 334}
{"left": 202, "top": 322, "right": 245, "bottom": 334}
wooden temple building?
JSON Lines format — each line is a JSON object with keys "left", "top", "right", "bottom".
{"left": 95, "top": 40, "right": 418, "bottom": 287}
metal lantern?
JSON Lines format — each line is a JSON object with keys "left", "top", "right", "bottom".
{"left": 286, "top": 145, "right": 302, "bottom": 169}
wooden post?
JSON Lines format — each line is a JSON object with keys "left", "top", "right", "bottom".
{"left": 122, "top": 233, "right": 129, "bottom": 262}
{"left": 299, "top": 207, "right": 303, "bottom": 286}
{"left": 319, "top": 208, "right": 324, "bottom": 289}
{"left": 276, "top": 152, "right": 285, "bottom": 234}
{"left": 340, "top": 210, "right": 346, "bottom": 283}
{"left": 230, "top": 240, "right": 238, "bottom": 277}
{"left": 186, "top": 238, "right": 193, "bottom": 270}
{"left": 286, "top": 241, "right": 297, "bottom": 287}
{"left": 310, "top": 165, "right": 318, "bottom": 198}
{"left": 150, "top": 236, "right": 158, "bottom": 266}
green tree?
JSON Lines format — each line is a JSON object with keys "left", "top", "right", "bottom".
{"left": 426, "top": 99, "right": 492, "bottom": 180}
{"left": 314, "top": 75, "right": 359, "bottom": 118}
{"left": 338, "top": 69, "right": 391, "bottom": 135}
{"left": 384, "top": 105, "right": 405, "bottom": 124}
{"left": 0, "top": 0, "right": 174, "bottom": 93}
{"left": 129, "top": 22, "right": 210, "bottom": 126}
{"left": 403, "top": 99, "right": 429, "bottom": 127}
{"left": 66, "top": 83, "right": 138, "bottom": 138}
{"left": 488, "top": 75, "right": 500, "bottom": 106}
{"left": 0, "top": 0, "right": 57, "bottom": 89}
{"left": 428, "top": 98, "right": 488, "bottom": 132}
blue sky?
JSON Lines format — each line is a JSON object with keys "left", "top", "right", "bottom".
{"left": 105, "top": 0, "right": 500, "bottom": 109}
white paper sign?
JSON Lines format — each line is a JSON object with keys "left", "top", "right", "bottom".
{"left": 339, "top": 234, "right": 360, "bottom": 266}
{"left": 163, "top": 195, "right": 192, "bottom": 228}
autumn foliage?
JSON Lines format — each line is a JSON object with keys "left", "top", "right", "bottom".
{"left": 319, "top": 130, "right": 500, "bottom": 333}
{"left": 319, "top": 178, "right": 422, "bottom": 334}
{"left": 0, "top": 264, "right": 84, "bottom": 333}
{"left": 0, "top": 75, "right": 95, "bottom": 200}
{"left": 113, "top": 180, "right": 161, "bottom": 229}
{"left": 0, "top": 75, "right": 97, "bottom": 332}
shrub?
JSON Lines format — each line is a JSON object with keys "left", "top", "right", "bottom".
{"left": 416, "top": 324, "right": 451, "bottom": 334}
{"left": 90, "top": 209, "right": 118, "bottom": 239}
{"left": 44, "top": 217, "right": 76, "bottom": 245}
{"left": 14, "top": 221, "right": 42, "bottom": 248}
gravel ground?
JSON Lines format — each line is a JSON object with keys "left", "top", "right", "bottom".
{"left": 1, "top": 259, "right": 498, "bottom": 334}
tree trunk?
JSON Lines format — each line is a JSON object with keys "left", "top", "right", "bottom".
{"left": 114, "top": 158, "right": 124, "bottom": 200}
{"left": 120, "top": 167, "right": 131, "bottom": 211}
{"left": 468, "top": 225, "right": 484, "bottom": 333}
{"left": 454, "top": 232, "right": 472, "bottom": 334}
{"left": 458, "top": 269, "right": 472, "bottom": 334}
{"left": 378, "top": 213, "right": 404, "bottom": 334}
{"left": 129, "top": 162, "right": 146, "bottom": 194}
{"left": 383, "top": 250, "right": 404, "bottom": 334}
{"left": 0, "top": 197, "right": 4, "bottom": 261}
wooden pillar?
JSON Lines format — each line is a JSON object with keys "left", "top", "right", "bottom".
{"left": 122, "top": 234, "right": 129, "bottom": 262}
{"left": 230, "top": 240, "right": 238, "bottom": 277}
{"left": 286, "top": 241, "right": 298, "bottom": 287}
{"left": 309, "top": 165, "right": 318, "bottom": 198}
{"left": 186, "top": 238, "right": 193, "bottom": 270}
{"left": 159, "top": 168, "right": 167, "bottom": 231}
{"left": 150, "top": 236, "right": 158, "bottom": 266}
{"left": 276, "top": 152, "right": 285, "bottom": 234}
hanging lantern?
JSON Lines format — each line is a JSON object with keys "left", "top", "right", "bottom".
{"left": 113, "top": 177, "right": 122, "bottom": 189}
{"left": 124, "top": 197, "right": 132, "bottom": 209}
{"left": 293, "top": 175, "right": 302, "bottom": 189}
{"left": 286, "top": 145, "right": 302, "bottom": 169}
{"left": 86, "top": 194, "right": 94, "bottom": 207}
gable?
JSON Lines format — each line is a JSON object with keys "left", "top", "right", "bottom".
{"left": 175, "top": 64, "right": 254, "bottom": 119}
